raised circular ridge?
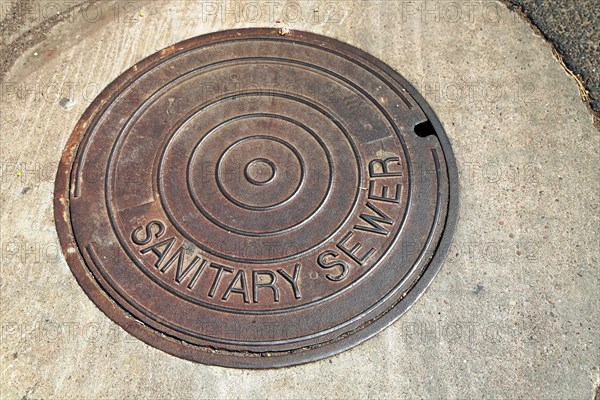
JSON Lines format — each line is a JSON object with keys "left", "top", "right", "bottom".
{"left": 244, "top": 158, "right": 276, "bottom": 186}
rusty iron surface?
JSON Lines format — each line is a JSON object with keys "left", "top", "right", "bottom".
{"left": 54, "top": 28, "right": 459, "bottom": 368}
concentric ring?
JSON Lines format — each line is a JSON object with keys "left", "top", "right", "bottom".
{"left": 188, "top": 116, "right": 331, "bottom": 233}
{"left": 158, "top": 96, "right": 359, "bottom": 262}
{"left": 215, "top": 136, "right": 304, "bottom": 210}
{"left": 213, "top": 135, "right": 305, "bottom": 211}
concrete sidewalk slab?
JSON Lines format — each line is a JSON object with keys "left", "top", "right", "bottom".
{"left": 0, "top": 1, "right": 598, "bottom": 398}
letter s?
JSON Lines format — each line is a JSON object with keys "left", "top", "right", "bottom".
{"left": 317, "top": 250, "right": 349, "bottom": 281}
{"left": 131, "top": 220, "right": 165, "bottom": 245}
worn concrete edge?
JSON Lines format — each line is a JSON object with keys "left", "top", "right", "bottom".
{"left": 0, "top": 0, "right": 94, "bottom": 82}
{"left": 500, "top": 0, "right": 600, "bottom": 130}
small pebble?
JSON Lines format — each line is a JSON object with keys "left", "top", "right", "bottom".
{"left": 60, "top": 97, "right": 76, "bottom": 110}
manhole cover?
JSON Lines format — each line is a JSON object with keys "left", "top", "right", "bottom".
{"left": 55, "top": 29, "right": 458, "bottom": 368}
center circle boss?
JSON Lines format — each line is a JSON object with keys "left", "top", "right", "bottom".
{"left": 54, "top": 29, "right": 458, "bottom": 368}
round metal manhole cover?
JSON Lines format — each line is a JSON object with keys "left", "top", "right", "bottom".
{"left": 54, "top": 29, "right": 458, "bottom": 368}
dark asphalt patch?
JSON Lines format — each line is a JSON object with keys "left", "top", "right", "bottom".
{"left": 503, "top": 0, "right": 600, "bottom": 124}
